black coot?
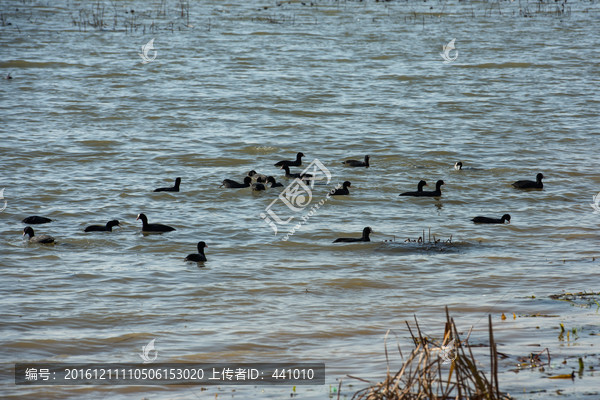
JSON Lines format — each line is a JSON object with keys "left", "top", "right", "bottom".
{"left": 136, "top": 213, "right": 175, "bottom": 232}
{"left": 331, "top": 181, "right": 351, "bottom": 196}
{"left": 84, "top": 220, "right": 120, "bottom": 232}
{"left": 343, "top": 155, "right": 370, "bottom": 168}
{"left": 23, "top": 226, "right": 55, "bottom": 244}
{"left": 154, "top": 177, "right": 181, "bottom": 192}
{"left": 274, "top": 152, "right": 304, "bottom": 167}
{"left": 512, "top": 173, "right": 544, "bottom": 189}
{"left": 472, "top": 214, "right": 511, "bottom": 224}
{"left": 252, "top": 182, "right": 266, "bottom": 191}
{"left": 471, "top": 214, "right": 510, "bottom": 224}
{"left": 221, "top": 176, "right": 252, "bottom": 188}
{"left": 333, "top": 227, "right": 372, "bottom": 243}
{"left": 185, "top": 241, "right": 207, "bottom": 262}
{"left": 266, "top": 176, "right": 283, "bottom": 188}
{"left": 454, "top": 161, "right": 479, "bottom": 170}
{"left": 280, "top": 165, "right": 304, "bottom": 179}
{"left": 399, "top": 180, "right": 428, "bottom": 196}
{"left": 22, "top": 216, "right": 52, "bottom": 224}
{"left": 247, "top": 170, "right": 267, "bottom": 182}
{"left": 419, "top": 180, "right": 444, "bottom": 197}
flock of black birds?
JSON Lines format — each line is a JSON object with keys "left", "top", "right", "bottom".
{"left": 19, "top": 152, "right": 545, "bottom": 260}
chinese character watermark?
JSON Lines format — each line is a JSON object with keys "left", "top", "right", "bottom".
{"left": 260, "top": 159, "right": 340, "bottom": 240}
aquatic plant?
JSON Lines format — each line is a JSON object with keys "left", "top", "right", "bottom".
{"left": 402, "top": 228, "right": 452, "bottom": 245}
{"left": 550, "top": 291, "right": 600, "bottom": 310}
{"left": 348, "top": 307, "right": 511, "bottom": 400}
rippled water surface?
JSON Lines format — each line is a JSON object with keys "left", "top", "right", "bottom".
{"left": 2, "top": 0, "right": 600, "bottom": 398}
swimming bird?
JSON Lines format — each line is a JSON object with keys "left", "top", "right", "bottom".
{"left": 331, "top": 181, "right": 351, "bottom": 196}
{"left": 472, "top": 214, "right": 511, "bottom": 224}
{"left": 274, "top": 152, "right": 304, "bottom": 167}
{"left": 247, "top": 170, "right": 267, "bottom": 182}
{"left": 512, "top": 173, "right": 544, "bottom": 189}
{"left": 23, "top": 226, "right": 55, "bottom": 244}
{"left": 185, "top": 241, "right": 207, "bottom": 262}
{"left": 280, "top": 165, "right": 306, "bottom": 179}
{"left": 419, "top": 180, "right": 445, "bottom": 197}
{"left": 136, "top": 213, "right": 175, "bottom": 233}
{"left": 22, "top": 216, "right": 52, "bottom": 224}
{"left": 252, "top": 182, "right": 266, "bottom": 191}
{"left": 84, "top": 220, "right": 120, "bottom": 232}
{"left": 154, "top": 177, "right": 181, "bottom": 192}
{"left": 399, "top": 180, "right": 428, "bottom": 196}
{"left": 221, "top": 176, "right": 252, "bottom": 188}
{"left": 301, "top": 172, "right": 315, "bottom": 183}
{"left": 333, "top": 227, "right": 372, "bottom": 243}
{"left": 266, "top": 176, "right": 283, "bottom": 188}
{"left": 454, "top": 161, "right": 479, "bottom": 171}
{"left": 343, "top": 155, "right": 370, "bottom": 168}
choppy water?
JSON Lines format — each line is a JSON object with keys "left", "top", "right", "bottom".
{"left": 1, "top": 0, "right": 600, "bottom": 398}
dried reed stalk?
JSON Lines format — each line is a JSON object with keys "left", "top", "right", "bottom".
{"left": 350, "top": 306, "right": 512, "bottom": 400}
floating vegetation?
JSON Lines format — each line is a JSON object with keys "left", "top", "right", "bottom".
{"left": 547, "top": 371, "right": 575, "bottom": 380}
{"left": 501, "top": 313, "right": 518, "bottom": 321}
{"left": 549, "top": 291, "right": 600, "bottom": 309}
{"left": 519, "top": 313, "right": 560, "bottom": 318}
{"left": 558, "top": 323, "right": 581, "bottom": 342}
{"left": 66, "top": 0, "right": 200, "bottom": 33}
{"left": 516, "top": 348, "right": 551, "bottom": 369}
{"left": 549, "top": 291, "right": 600, "bottom": 300}
{"left": 348, "top": 307, "right": 511, "bottom": 400}
{"left": 2, "top": 0, "right": 588, "bottom": 38}
{"left": 379, "top": 228, "right": 458, "bottom": 254}
{"left": 402, "top": 228, "right": 453, "bottom": 245}
{"left": 382, "top": 228, "right": 453, "bottom": 245}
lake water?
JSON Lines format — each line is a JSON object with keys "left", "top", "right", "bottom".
{"left": 1, "top": 0, "right": 600, "bottom": 398}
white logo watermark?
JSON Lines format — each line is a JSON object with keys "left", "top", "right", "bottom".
{"left": 139, "top": 38, "right": 157, "bottom": 64}
{"left": 0, "top": 188, "right": 6, "bottom": 212}
{"left": 440, "top": 38, "right": 458, "bottom": 63}
{"left": 591, "top": 192, "right": 600, "bottom": 214}
{"left": 139, "top": 339, "right": 158, "bottom": 363}
{"left": 436, "top": 339, "right": 457, "bottom": 364}
{"left": 260, "top": 159, "right": 338, "bottom": 240}
{"left": 425, "top": 339, "right": 457, "bottom": 365}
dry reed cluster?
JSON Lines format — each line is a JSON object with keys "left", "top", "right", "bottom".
{"left": 349, "top": 307, "right": 512, "bottom": 400}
